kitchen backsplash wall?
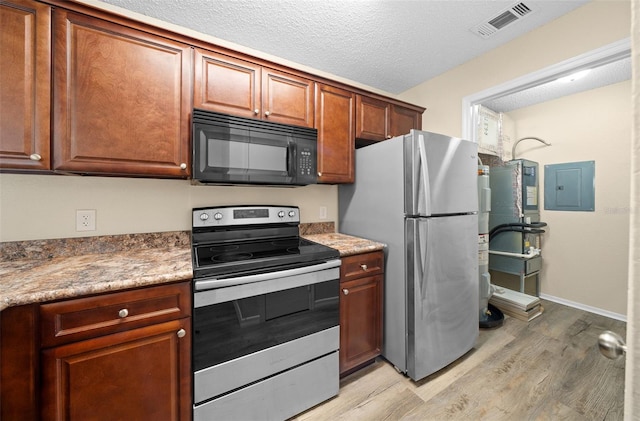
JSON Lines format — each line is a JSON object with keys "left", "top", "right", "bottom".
{"left": 0, "top": 174, "right": 338, "bottom": 242}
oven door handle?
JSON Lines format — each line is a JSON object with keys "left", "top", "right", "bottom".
{"left": 194, "top": 259, "right": 342, "bottom": 291}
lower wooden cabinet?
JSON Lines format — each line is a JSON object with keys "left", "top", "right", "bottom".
{"left": 0, "top": 281, "right": 192, "bottom": 421}
{"left": 41, "top": 318, "right": 190, "bottom": 421}
{"left": 339, "top": 251, "right": 384, "bottom": 375}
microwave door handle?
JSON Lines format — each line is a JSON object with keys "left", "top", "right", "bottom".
{"left": 287, "top": 142, "right": 294, "bottom": 174}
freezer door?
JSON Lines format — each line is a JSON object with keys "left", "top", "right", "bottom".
{"left": 405, "top": 214, "right": 478, "bottom": 381}
{"left": 404, "top": 130, "right": 478, "bottom": 216}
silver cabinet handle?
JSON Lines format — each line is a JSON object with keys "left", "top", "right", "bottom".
{"left": 118, "top": 309, "right": 129, "bottom": 318}
{"left": 342, "top": 289, "right": 349, "bottom": 295}
{"left": 264, "top": 111, "right": 271, "bottom": 117}
{"left": 177, "top": 329, "right": 186, "bottom": 338}
{"left": 29, "top": 153, "right": 42, "bottom": 161}
{"left": 318, "top": 172, "right": 322, "bottom": 177}
{"left": 180, "top": 163, "right": 187, "bottom": 170}
{"left": 360, "top": 264, "right": 368, "bottom": 271}
{"left": 254, "top": 109, "right": 259, "bottom": 115}
{"left": 599, "top": 330, "right": 626, "bottom": 359}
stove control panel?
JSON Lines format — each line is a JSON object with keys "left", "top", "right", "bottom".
{"left": 193, "top": 205, "right": 300, "bottom": 228}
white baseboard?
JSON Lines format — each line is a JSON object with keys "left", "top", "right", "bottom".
{"left": 539, "top": 293, "right": 627, "bottom": 322}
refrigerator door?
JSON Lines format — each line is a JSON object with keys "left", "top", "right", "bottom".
{"left": 405, "top": 214, "right": 478, "bottom": 381}
{"left": 404, "top": 130, "right": 478, "bottom": 217}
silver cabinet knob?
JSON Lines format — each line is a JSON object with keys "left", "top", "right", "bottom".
{"left": 118, "top": 309, "right": 129, "bottom": 318}
{"left": 386, "top": 135, "right": 392, "bottom": 139}
{"left": 317, "top": 172, "right": 322, "bottom": 177}
{"left": 599, "top": 330, "right": 626, "bottom": 359}
{"left": 29, "top": 153, "right": 42, "bottom": 161}
{"left": 180, "top": 163, "right": 187, "bottom": 170}
{"left": 342, "top": 289, "right": 349, "bottom": 295}
{"left": 177, "top": 329, "right": 186, "bottom": 338}
{"left": 264, "top": 111, "right": 271, "bottom": 117}
{"left": 254, "top": 109, "right": 259, "bottom": 115}
{"left": 360, "top": 264, "right": 368, "bottom": 271}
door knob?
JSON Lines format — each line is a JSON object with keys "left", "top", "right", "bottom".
{"left": 598, "top": 330, "right": 626, "bottom": 359}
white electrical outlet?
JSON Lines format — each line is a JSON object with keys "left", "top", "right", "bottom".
{"left": 76, "top": 209, "right": 96, "bottom": 231}
{"left": 319, "top": 206, "right": 327, "bottom": 220}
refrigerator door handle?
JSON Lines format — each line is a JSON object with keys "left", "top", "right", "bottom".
{"left": 417, "top": 134, "right": 432, "bottom": 215}
{"left": 413, "top": 220, "right": 430, "bottom": 301}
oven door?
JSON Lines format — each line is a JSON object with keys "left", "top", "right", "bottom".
{"left": 193, "top": 260, "right": 340, "bottom": 404}
{"left": 193, "top": 122, "right": 294, "bottom": 185}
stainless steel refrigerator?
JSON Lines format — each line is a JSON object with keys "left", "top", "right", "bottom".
{"left": 338, "top": 129, "right": 478, "bottom": 381}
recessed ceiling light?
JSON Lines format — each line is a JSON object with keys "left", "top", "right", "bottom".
{"left": 557, "top": 69, "right": 592, "bottom": 83}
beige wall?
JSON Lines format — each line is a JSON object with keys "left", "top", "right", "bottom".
{"left": 507, "top": 81, "right": 631, "bottom": 315}
{"left": 0, "top": 174, "right": 337, "bottom": 241}
{"left": 398, "top": 0, "right": 632, "bottom": 316}
{"left": 400, "top": 0, "right": 631, "bottom": 139}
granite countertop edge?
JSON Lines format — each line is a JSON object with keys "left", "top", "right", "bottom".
{"left": 0, "top": 230, "right": 384, "bottom": 311}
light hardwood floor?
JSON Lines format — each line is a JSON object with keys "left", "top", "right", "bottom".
{"left": 294, "top": 300, "right": 626, "bottom": 420}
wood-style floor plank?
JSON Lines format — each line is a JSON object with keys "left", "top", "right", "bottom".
{"left": 293, "top": 300, "right": 625, "bottom": 421}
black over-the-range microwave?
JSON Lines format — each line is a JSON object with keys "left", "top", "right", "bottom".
{"left": 192, "top": 109, "right": 318, "bottom": 186}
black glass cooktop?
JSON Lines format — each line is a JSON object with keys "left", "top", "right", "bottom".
{"left": 192, "top": 237, "right": 339, "bottom": 279}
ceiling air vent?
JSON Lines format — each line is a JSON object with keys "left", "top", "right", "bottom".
{"left": 470, "top": 2, "right": 534, "bottom": 39}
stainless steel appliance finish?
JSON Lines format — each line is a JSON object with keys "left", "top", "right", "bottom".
{"left": 339, "top": 130, "right": 479, "bottom": 381}
{"left": 192, "top": 109, "right": 318, "bottom": 186}
{"left": 191, "top": 205, "right": 340, "bottom": 420}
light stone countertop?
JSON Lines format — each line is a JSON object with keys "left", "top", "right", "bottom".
{"left": 303, "top": 233, "right": 385, "bottom": 257}
{"left": 0, "top": 246, "right": 192, "bottom": 311}
{"left": 0, "top": 229, "right": 384, "bottom": 311}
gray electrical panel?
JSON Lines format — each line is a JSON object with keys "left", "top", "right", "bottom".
{"left": 544, "top": 161, "right": 595, "bottom": 211}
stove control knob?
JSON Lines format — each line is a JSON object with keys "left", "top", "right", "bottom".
{"left": 213, "top": 212, "right": 223, "bottom": 221}
{"left": 199, "top": 213, "right": 209, "bottom": 221}
{"left": 288, "top": 211, "right": 296, "bottom": 217}
{"left": 278, "top": 211, "right": 285, "bottom": 218}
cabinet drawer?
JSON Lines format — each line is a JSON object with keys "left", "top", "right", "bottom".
{"left": 41, "top": 282, "right": 191, "bottom": 348}
{"left": 341, "top": 251, "right": 384, "bottom": 281}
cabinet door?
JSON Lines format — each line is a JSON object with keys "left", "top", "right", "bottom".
{"left": 262, "top": 68, "right": 314, "bottom": 127}
{"left": 52, "top": 10, "right": 191, "bottom": 177}
{"left": 339, "top": 274, "right": 383, "bottom": 374}
{"left": 194, "top": 48, "right": 261, "bottom": 119}
{"left": 41, "top": 318, "right": 191, "bottom": 421}
{"left": 390, "top": 104, "right": 422, "bottom": 137}
{"left": 315, "top": 83, "right": 355, "bottom": 184}
{"left": 0, "top": 0, "right": 51, "bottom": 170}
{"left": 1, "top": 304, "right": 39, "bottom": 421}
{"left": 355, "top": 95, "right": 389, "bottom": 141}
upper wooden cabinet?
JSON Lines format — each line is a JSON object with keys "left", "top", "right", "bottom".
{"left": 315, "top": 84, "right": 355, "bottom": 184}
{"left": 0, "top": 0, "right": 51, "bottom": 170}
{"left": 194, "top": 48, "right": 314, "bottom": 128}
{"left": 52, "top": 10, "right": 192, "bottom": 177}
{"left": 391, "top": 103, "right": 423, "bottom": 138}
{"left": 356, "top": 94, "right": 423, "bottom": 144}
{"left": 355, "top": 95, "right": 389, "bottom": 142}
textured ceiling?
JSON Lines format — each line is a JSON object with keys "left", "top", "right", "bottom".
{"left": 97, "top": 0, "right": 591, "bottom": 95}
{"left": 483, "top": 56, "right": 632, "bottom": 112}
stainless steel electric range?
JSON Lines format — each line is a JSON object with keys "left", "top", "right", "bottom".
{"left": 191, "top": 205, "right": 341, "bottom": 421}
